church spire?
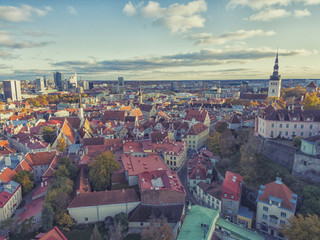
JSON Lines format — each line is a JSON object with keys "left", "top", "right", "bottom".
{"left": 271, "top": 51, "right": 280, "bottom": 80}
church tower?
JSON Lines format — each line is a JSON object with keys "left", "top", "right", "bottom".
{"left": 268, "top": 51, "right": 282, "bottom": 98}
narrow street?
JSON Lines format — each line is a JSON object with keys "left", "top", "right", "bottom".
{"left": 178, "top": 153, "right": 198, "bottom": 205}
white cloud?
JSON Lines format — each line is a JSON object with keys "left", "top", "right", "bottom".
{"left": 123, "top": 0, "right": 207, "bottom": 33}
{"left": 188, "top": 29, "right": 276, "bottom": 45}
{"left": 249, "top": 8, "right": 291, "bottom": 21}
{"left": 227, "top": 0, "right": 320, "bottom": 9}
{"left": 123, "top": 1, "right": 138, "bottom": 16}
{"left": 68, "top": 6, "right": 77, "bottom": 15}
{"left": 0, "top": 4, "right": 52, "bottom": 22}
{"left": 294, "top": 8, "right": 311, "bottom": 17}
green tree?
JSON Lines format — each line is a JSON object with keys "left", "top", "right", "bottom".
{"left": 114, "top": 212, "right": 128, "bottom": 234}
{"left": 303, "top": 92, "right": 320, "bottom": 109}
{"left": 41, "top": 203, "right": 54, "bottom": 231}
{"left": 58, "top": 157, "right": 78, "bottom": 180}
{"left": 219, "top": 129, "right": 236, "bottom": 157}
{"left": 281, "top": 214, "right": 320, "bottom": 240}
{"left": 300, "top": 185, "right": 320, "bottom": 216}
{"left": 55, "top": 211, "right": 74, "bottom": 231}
{"left": 214, "top": 121, "right": 228, "bottom": 133}
{"left": 293, "top": 137, "right": 302, "bottom": 148}
{"left": 281, "top": 86, "right": 306, "bottom": 100}
{"left": 206, "top": 132, "right": 221, "bottom": 156}
{"left": 90, "top": 224, "right": 102, "bottom": 240}
{"left": 13, "top": 171, "right": 34, "bottom": 194}
{"left": 88, "top": 151, "right": 120, "bottom": 191}
{"left": 42, "top": 127, "right": 57, "bottom": 144}
{"left": 56, "top": 137, "right": 68, "bottom": 152}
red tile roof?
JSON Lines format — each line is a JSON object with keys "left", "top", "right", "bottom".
{"left": 258, "top": 179, "right": 296, "bottom": 211}
{"left": 185, "top": 109, "right": 208, "bottom": 123}
{"left": 19, "top": 196, "right": 45, "bottom": 222}
{"left": 0, "top": 167, "right": 16, "bottom": 183}
{"left": 68, "top": 189, "right": 140, "bottom": 208}
{"left": 14, "top": 159, "right": 33, "bottom": 172}
{"left": 222, "top": 171, "right": 243, "bottom": 201}
{"left": 61, "top": 120, "right": 76, "bottom": 144}
{"left": 37, "top": 226, "right": 68, "bottom": 240}
{"left": 306, "top": 81, "right": 318, "bottom": 88}
{"left": 102, "top": 110, "right": 126, "bottom": 122}
{"left": 25, "top": 151, "right": 59, "bottom": 166}
{"left": 187, "top": 123, "right": 208, "bottom": 135}
{"left": 121, "top": 153, "right": 168, "bottom": 176}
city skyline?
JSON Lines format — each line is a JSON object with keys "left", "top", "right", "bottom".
{"left": 0, "top": 0, "right": 319, "bottom": 81}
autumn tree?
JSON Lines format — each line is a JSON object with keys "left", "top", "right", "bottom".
{"left": 88, "top": 151, "right": 120, "bottom": 191}
{"left": 214, "top": 121, "right": 228, "bottom": 133}
{"left": 219, "top": 129, "right": 236, "bottom": 157}
{"left": 303, "top": 92, "right": 320, "bottom": 109}
{"left": 13, "top": 170, "right": 34, "bottom": 194}
{"left": 55, "top": 211, "right": 74, "bottom": 231}
{"left": 281, "top": 86, "right": 306, "bottom": 100}
{"left": 58, "top": 157, "right": 78, "bottom": 180}
{"left": 281, "top": 214, "right": 320, "bottom": 240}
{"left": 42, "top": 127, "right": 57, "bottom": 144}
{"left": 206, "top": 132, "right": 221, "bottom": 156}
{"left": 56, "top": 137, "right": 68, "bottom": 152}
{"left": 141, "top": 217, "right": 174, "bottom": 240}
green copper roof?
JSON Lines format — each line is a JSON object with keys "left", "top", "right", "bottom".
{"left": 216, "top": 218, "right": 264, "bottom": 240}
{"left": 177, "top": 205, "right": 219, "bottom": 240}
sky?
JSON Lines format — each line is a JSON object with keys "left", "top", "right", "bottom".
{"left": 0, "top": 0, "right": 319, "bottom": 81}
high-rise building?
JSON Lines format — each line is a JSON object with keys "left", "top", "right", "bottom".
{"left": 35, "top": 77, "right": 45, "bottom": 92}
{"left": 268, "top": 52, "right": 282, "bottom": 98}
{"left": 53, "top": 72, "right": 64, "bottom": 91}
{"left": 118, "top": 77, "right": 124, "bottom": 87}
{"left": 3, "top": 80, "right": 22, "bottom": 102}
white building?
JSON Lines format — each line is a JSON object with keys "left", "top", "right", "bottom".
{"left": 3, "top": 80, "right": 22, "bottom": 102}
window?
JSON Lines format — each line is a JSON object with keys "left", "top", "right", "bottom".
{"left": 262, "top": 214, "right": 268, "bottom": 220}
{"left": 301, "top": 132, "right": 304, "bottom": 136}
{"left": 280, "top": 124, "right": 282, "bottom": 128}
{"left": 294, "top": 124, "right": 297, "bottom": 129}
{"left": 279, "top": 131, "right": 282, "bottom": 136}
{"left": 263, "top": 206, "right": 269, "bottom": 212}
{"left": 270, "top": 217, "right": 277, "bottom": 224}
{"left": 231, "top": 195, "right": 234, "bottom": 199}
{"left": 140, "top": 222, "right": 144, "bottom": 226}
{"left": 310, "top": 125, "right": 313, "bottom": 129}
{"left": 301, "top": 124, "right": 304, "bottom": 129}
{"left": 281, "top": 212, "right": 287, "bottom": 217}
{"left": 271, "top": 123, "right": 274, "bottom": 128}
{"left": 292, "top": 132, "right": 295, "bottom": 136}
{"left": 285, "top": 131, "right": 288, "bottom": 136}
{"left": 228, "top": 201, "right": 232, "bottom": 207}
{"left": 224, "top": 193, "right": 227, "bottom": 197}
{"left": 227, "top": 209, "right": 232, "bottom": 214}
{"left": 303, "top": 161, "right": 307, "bottom": 166}
{"left": 286, "top": 124, "right": 289, "bottom": 128}
{"left": 309, "top": 132, "right": 312, "bottom": 136}
{"left": 280, "top": 220, "right": 286, "bottom": 225}
{"left": 271, "top": 131, "right": 274, "bottom": 137}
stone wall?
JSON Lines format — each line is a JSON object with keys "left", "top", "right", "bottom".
{"left": 253, "top": 136, "right": 297, "bottom": 170}
{"left": 292, "top": 152, "right": 320, "bottom": 184}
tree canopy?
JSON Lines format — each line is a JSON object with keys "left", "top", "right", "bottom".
{"left": 42, "top": 127, "right": 57, "bottom": 144}
{"left": 302, "top": 92, "right": 320, "bottom": 109}
{"left": 281, "top": 86, "right": 306, "bottom": 100}
{"left": 13, "top": 170, "right": 34, "bottom": 194}
{"left": 88, "top": 151, "right": 120, "bottom": 191}
{"left": 281, "top": 214, "right": 320, "bottom": 240}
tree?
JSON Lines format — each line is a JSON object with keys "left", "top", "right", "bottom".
{"left": 55, "top": 211, "right": 74, "bottom": 231}
{"left": 219, "top": 129, "right": 236, "bottom": 157}
{"left": 13, "top": 171, "right": 34, "bottom": 194}
{"left": 303, "top": 92, "right": 320, "bottom": 109}
{"left": 90, "top": 224, "right": 102, "bottom": 240}
{"left": 214, "top": 121, "right": 228, "bottom": 133}
{"left": 141, "top": 217, "right": 174, "bottom": 240}
{"left": 56, "top": 137, "right": 68, "bottom": 152}
{"left": 114, "top": 212, "right": 128, "bottom": 234}
{"left": 281, "top": 86, "right": 306, "bottom": 100}
{"left": 281, "top": 214, "right": 320, "bottom": 240}
{"left": 300, "top": 185, "right": 320, "bottom": 216}
{"left": 293, "top": 137, "right": 302, "bottom": 148}
{"left": 88, "top": 151, "right": 120, "bottom": 191}
{"left": 58, "top": 157, "right": 78, "bottom": 180}
{"left": 42, "top": 127, "right": 57, "bottom": 144}
{"left": 41, "top": 203, "right": 54, "bottom": 231}
{"left": 206, "top": 132, "right": 221, "bottom": 156}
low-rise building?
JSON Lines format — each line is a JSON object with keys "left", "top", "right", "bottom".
{"left": 221, "top": 171, "right": 243, "bottom": 223}
{"left": 186, "top": 122, "right": 209, "bottom": 150}
{"left": 256, "top": 177, "right": 297, "bottom": 239}
{"left": 196, "top": 181, "right": 222, "bottom": 212}
{"left": 0, "top": 181, "right": 22, "bottom": 221}
{"left": 67, "top": 189, "right": 140, "bottom": 224}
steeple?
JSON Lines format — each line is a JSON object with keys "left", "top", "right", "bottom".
{"left": 268, "top": 50, "right": 282, "bottom": 98}
{"left": 270, "top": 51, "right": 280, "bottom": 81}
{"left": 139, "top": 82, "right": 143, "bottom": 105}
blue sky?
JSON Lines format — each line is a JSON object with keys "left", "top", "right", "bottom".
{"left": 0, "top": 0, "right": 319, "bottom": 81}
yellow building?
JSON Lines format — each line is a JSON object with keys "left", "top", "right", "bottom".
{"left": 237, "top": 206, "right": 253, "bottom": 229}
{"left": 186, "top": 123, "right": 209, "bottom": 150}
{"left": 0, "top": 181, "right": 22, "bottom": 221}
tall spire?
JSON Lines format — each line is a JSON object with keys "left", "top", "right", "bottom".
{"left": 271, "top": 51, "right": 280, "bottom": 80}
{"left": 139, "top": 82, "right": 143, "bottom": 105}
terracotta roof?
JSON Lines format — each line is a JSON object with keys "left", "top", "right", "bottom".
{"left": 187, "top": 123, "right": 208, "bottom": 135}
{"left": 102, "top": 110, "right": 126, "bottom": 122}
{"left": 185, "top": 109, "right": 208, "bottom": 123}
{"left": 83, "top": 137, "right": 104, "bottom": 147}
{"left": 25, "top": 151, "right": 58, "bottom": 166}
{"left": 228, "top": 114, "right": 242, "bottom": 124}
{"left": 51, "top": 117, "right": 81, "bottom": 130}
{"left": 14, "top": 159, "right": 33, "bottom": 172}
{"left": 68, "top": 189, "right": 140, "bottom": 208}
{"left": 222, "top": 171, "right": 243, "bottom": 201}
{"left": 36, "top": 226, "right": 68, "bottom": 240}
{"left": 0, "top": 167, "right": 16, "bottom": 183}
{"left": 19, "top": 196, "right": 45, "bottom": 222}
{"left": 139, "top": 104, "right": 154, "bottom": 112}
{"left": 258, "top": 179, "right": 296, "bottom": 211}
{"left": 197, "top": 181, "right": 223, "bottom": 200}
{"left": 61, "top": 120, "right": 76, "bottom": 144}
{"left": 151, "top": 131, "right": 169, "bottom": 143}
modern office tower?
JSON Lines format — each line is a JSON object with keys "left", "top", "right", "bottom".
{"left": 53, "top": 72, "right": 64, "bottom": 91}
{"left": 36, "top": 77, "right": 45, "bottom": 92}
{"left": 89, "top": 82, "right": 94, "bottom": 89}
{"left": 3, "top": 80, "right": 22, "bottom": 102}
{"left": 82, "top": 81, "right": 89, "bottom": 90}
{"left": 118, "top": 77, "right": 124, "bottom": 87}
{"left": 43, "top": 76, "right": 47, "bottom": 87}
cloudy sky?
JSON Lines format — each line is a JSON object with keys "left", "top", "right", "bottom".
{"left": 0, "top": 0, "right": 319, "bottom": 81}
